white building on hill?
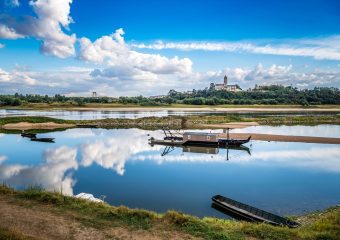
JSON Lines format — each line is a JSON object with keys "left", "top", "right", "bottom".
{"left": 211, "top": 75, "right": 241, "bottom": 92}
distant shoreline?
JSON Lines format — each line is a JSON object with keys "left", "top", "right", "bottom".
{"left": 1, "top": 115, "right": 340, "bottom": 144}
{"left": 1, "top": 105, "right": 340, "bottom": 113}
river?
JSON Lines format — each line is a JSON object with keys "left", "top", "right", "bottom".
{"left": 0, "top": 125, "right": 339, "bottom": 218}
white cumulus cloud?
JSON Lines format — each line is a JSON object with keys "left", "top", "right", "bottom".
{"left": 79, "top": 28, "right": 193, "bottom": 77}
{"left": 0, "top": 25, "right": 24, "bottom": 39}
{"left": 0, "top": 0, "right": 76, "bottom": 58}
{"left": 132, "top": 36, "right": 340, "bottom": 61}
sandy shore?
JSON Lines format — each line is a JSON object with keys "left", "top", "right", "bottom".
{"left": 219, "top": 133, "right": 340, "bottom": 144}
{"left": 2, "top": 122, "right": 75, "bottom": 130}
{"left": 199, "top": 122, "right": 259, "bottom": 129}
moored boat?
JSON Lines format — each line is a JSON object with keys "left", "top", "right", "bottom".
{"left": 182, "top": 132, "right": 250, "bottom": 147}
{"left": 150, "top": 129, "right": 251, "bottom": 147}
{"left": 218, "top": 136, "right": 251, "bottom": 147}
{"left": 212, "top": 195, "right": 300, "bottom": 228}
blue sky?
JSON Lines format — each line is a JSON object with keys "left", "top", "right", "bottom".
{"left": 0, "top": 0, "right": 339, "bottom": 96}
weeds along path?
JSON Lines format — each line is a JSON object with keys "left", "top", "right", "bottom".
{"left": 0, "top": 195, "right": 197, "bottom": 240}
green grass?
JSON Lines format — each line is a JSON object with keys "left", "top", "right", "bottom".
{"left": 1, "top": 185, "right": 340, "bottom": 240}
{"left": 0, "top": 226, "right": 35, "bottom": 240}
{"left": 0, "top": 116, "right": 71, "bottom": 125}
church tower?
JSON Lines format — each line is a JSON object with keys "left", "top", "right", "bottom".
{"left": 224, "top": 75, "right": 228, "bottom": 85}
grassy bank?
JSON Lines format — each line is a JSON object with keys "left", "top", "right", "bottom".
{"left": 0, "top": 186, "right": 339, "bottom": 240}
{"left": 0, "top": 116, "right": 72, "bottom": 126}
{"left": 0, "top": 114, "right": 339, "bottom": 132}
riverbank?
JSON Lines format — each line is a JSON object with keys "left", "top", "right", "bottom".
{"left": 2, "top": 103, "right": 340, "bottom": 112}
{"left": 1, "top": 114, "right": 339, "bottom": 130}
{"left": 0, "top": 186, "right": 339, "bottom": 240}
{"left": 0, "top": 114, "right": 340, "bottom": 130}
{"left": 1, "top": 116, "right": 340, "bottom": 144}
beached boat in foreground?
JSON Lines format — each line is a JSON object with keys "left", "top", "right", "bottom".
{"left": 212, "top": 195, "right": 300, "bottom": 228}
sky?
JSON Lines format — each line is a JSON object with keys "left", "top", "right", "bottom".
{"left": 0, "top": 0, "right": 340, "bottom": 96}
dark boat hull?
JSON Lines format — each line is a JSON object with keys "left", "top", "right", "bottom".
{"left": 212, "top": 195, "right": 299, "bottom": 228}
{"left": 183, "top": 136, "right": 250, "bottom": 147}
{"left": 218, "top": 136, "right": 251, "bottom": 146}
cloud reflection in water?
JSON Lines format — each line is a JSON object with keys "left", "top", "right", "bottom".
{"left": 0, "top": 128, "right": 339, "bottom": 197}
{"left": 0, "top": 146, "right": 77, "bottom": 195}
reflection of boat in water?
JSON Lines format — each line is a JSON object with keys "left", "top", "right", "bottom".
{"left": 21, "top": 132, "right": 37, "bottom": 138}
{"left": 183, "top": 145, "right": 251, "bottom": 155}
{"left": 21, "top": 131, "right": 55, "bottom": 143}
{"left": 30, "top": 137, "right": 55, "bottom": 143}
{"left": 212, "top": 195, "right": 300, "bottom": 228}
{"left": 158, "top": 143, "right": 251, "bottom": 159}
{"left": 150, "top": 128, "right": 251, "bottom": 148}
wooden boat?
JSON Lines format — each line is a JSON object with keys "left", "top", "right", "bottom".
{"left": 151, "top": 128, "right": 250, "bottom": 148}
{"left": 21, "top": 133, "right": 37, "bottom": 138}
{"left": 30, "top": 137, "right": 55, "bottom": 143}
{"left": 218, "top": 136, "right": 251, "bottom": 147}
{"left": 212, "top": 195, "right": 300, "bottom": 228}
{"left": 182, "top": 132, "right": 250, "bottom": 147}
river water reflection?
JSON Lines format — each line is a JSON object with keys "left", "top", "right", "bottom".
{"left": 0, "top": 125, "right": 339, "bottom": 218}
{"left": 1, "top": 109, "right": 338, "bottom": 120}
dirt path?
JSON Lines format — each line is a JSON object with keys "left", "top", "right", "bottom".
{"left": 218, "top": 133, "right": 340, "bottom": 144}
{"left": 0, "top": 195, "right": 197, "bottom": 240}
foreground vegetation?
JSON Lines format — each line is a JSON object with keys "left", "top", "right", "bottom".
{"left": 0, "top": 114, "right": 339, "bottom": 132}
{"left": 0, "top": 185, "right": 339, "bottom": 240}
{"left": 1, "top": 86, "right": 339, "bottom": 107}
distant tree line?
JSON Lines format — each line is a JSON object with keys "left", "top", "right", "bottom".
{"left": 0, "top": 93, "right": 114, "bottom": 106}
{"left": 0, "top": 86, "right": 339, "bottom": 106}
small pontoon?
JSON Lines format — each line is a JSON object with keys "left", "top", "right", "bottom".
{"left": 182, "top": 130, "right": 250, "bottom": 147}
{"left": 150, "top": 129, "right": 250, "bottom": 147}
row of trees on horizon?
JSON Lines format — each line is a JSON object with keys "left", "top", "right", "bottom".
{"left": 0, "top": 86, "right": 339, "bottom": 106}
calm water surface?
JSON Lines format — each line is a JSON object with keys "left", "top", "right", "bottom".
{"left": 0, "top": 109, "right": 219, "bottom": 120}
{"left": 0, "top": 125, "right": 339, "bottom": 218}
{"left": 0, "top": 109, "right": 338, "bottom": 120}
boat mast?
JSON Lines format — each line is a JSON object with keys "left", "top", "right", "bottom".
{"left": 162, "top": 127, "right": 169, "bottom": 139}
